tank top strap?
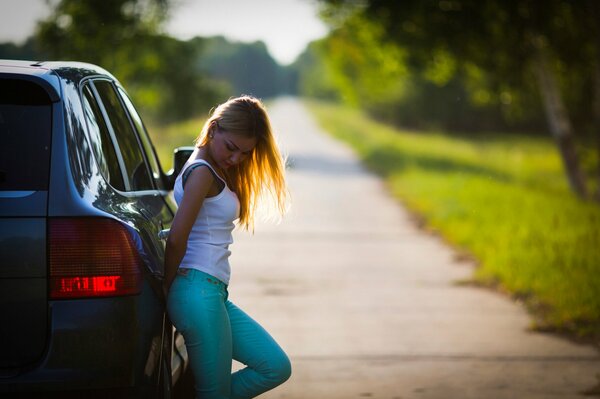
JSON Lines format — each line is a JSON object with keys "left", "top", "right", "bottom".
{"left": 181, "top": 159, "right": 226, "bottom": 188}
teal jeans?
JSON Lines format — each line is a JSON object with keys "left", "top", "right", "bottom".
{"left": 167, "top": 268, "right": 291, "bottom": 399}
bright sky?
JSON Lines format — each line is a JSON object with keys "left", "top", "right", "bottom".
{"left": 0, "top": 0, "right": 329, "bottom": 65}
{"left": 166, "top": 0, "right": 329, "bottom": 65}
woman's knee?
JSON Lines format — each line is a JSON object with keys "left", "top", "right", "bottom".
{"left": 266, "top": 351, "right": 292, "bottom": 385}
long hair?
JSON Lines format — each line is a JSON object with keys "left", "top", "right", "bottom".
{"left": 195, "top": 96, "right": 288, "bottom": 230}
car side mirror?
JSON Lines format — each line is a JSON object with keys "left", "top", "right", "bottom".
{"left": 165, "top": 146, "right": 195, "bottom": 190}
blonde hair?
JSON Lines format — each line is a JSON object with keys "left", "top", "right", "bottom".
{"left": 195, "top": 96, "right": 288, "bottom": 230}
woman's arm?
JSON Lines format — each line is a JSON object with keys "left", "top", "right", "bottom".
{"left": 164, "top": 167, "right": 215, "bottom": 292}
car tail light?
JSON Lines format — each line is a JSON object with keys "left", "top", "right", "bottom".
{"left": 49, "top": 218, "right": 143, "bottom": 299}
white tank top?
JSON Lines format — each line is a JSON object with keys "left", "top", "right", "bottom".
{"left": 173, "top": 159, "right": 240, "bottom": 284}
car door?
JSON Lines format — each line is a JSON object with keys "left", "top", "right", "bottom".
{"left": 115, "top": 85, "right": 177, "bottom": 231}
{"left": 85, "top": 79, "right": 186, "bottom": 383}
{"left": 112, "top": 86, "right": 190, "bottom": 382}
{"left": 89, "top": 79, "right": 173, "bottom": 276}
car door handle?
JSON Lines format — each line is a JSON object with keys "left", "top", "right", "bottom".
{"left": 158, "top": 229, "right": 170, "bottom": 241}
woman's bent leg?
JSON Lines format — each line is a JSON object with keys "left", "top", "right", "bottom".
{"left": 168, "top": 270, "right": 232, "bottom": 399}
{"left": 227, "top": 301, "right": 292, "bottom": 399}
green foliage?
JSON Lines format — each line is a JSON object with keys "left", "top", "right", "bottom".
{"left": 146, "top": 116, "right": 207, "bottom": 171}
{"left": 299, "top": 4, "right": 547, "bottom": 132}
{"left": 193, "top": 36, "right": 291, "bottom": 99}
{"left": 3, "top": 0, "right": 299, "bottom": 124}
{"left": 36, "top": 0, "right": 168, "bottom": 67}
{"left": 422, "top": 48, "right": 457, "bottom": 87}
{"left": 289, "top": 41, "right": 340, "bottom": 101}
{"left": 308, "top": 100, "right": 600, "bottom": 338}
{"left": 310, "top": 0, "right": 600, "bottom": 136}
{"left": 316, "top": 12, "right": 409, "bottom": 109}
{"left": 0, "top": 38, "right": 41, "bottom": 60}
{"left": 33, "top": 0, "right": 222, "bottom": 123}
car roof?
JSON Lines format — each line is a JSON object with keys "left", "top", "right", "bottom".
{"left": 0, "top": 59, "right": 117, "bottom": 85}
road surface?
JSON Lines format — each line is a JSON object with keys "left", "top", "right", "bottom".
{"left": 228, "top": 97, "right": 600, "bottom": 399}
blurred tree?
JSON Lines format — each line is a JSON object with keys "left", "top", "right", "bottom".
{"left": 300, "top": 9, "right": 538, "bottom": 131}
{"left": 311, "top": 11, "right": 506, "bottom": 130}
{"left": 290, "top": 41, "right": 341, "bottom": 101}
{"left": 319, "top": 12, "right": 409, "bottom": 110}
{"left": 580, "top": 0, "right": 600, "bottom": 199}
{"left": 0, "top": 38, "right": 41, "bottom": 60}
{"left": 192, "top": 36, "right": 288, "bottom": 99}
{"left": 321, "top": 0, "right": 598, "bottom": 199}
{"left": 35, "top": 0, "right": 221, "bottom": 122}
{"left": 123, "top": 34, "right": 225, "bottom": 123}
{"left": 37, "top": 0, "right": 168, "bottom": 68}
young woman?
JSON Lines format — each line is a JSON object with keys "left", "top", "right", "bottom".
{"left": 164, "top": 96, "right": 291, "bottom": 398}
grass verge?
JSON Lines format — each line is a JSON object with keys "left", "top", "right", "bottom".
{"left": 306, "top": 100, "right": 600, "bottom": 344}
{"left": 147, "top": 117, "right": 206, "bottom": 171}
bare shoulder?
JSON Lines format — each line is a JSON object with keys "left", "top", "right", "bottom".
{"left": 183, "top": 165, "right": 216, "bottom": 199}
{"left": 170, "top": 166, "right": 214, "bottom": 238}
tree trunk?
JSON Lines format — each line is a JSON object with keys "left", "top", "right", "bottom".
{"left": 593, "top": 65, "right": 600, "bottom": 201}
{"left": 532, "top": 46, "right": 588, "bottom": 199}
{"left": 586, "top": 0, "right": 600, "bottom": 201}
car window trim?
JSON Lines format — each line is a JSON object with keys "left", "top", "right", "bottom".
{"left": 94, "top": 79, "right": 158, "bottom": 193}
{"left": 85, "top": 79, "right": 132, "bottom": 191}
{"left": 79, "top": 81, "right": 127, "bottom": 191}
{"left": 0, "top": 191, "right": 36, "bottom": 198}
{"left": 108, "top": 82, "right": 157, "bottom": 191}
{"left": 116, "top": 86, "right": 165, "bottom": 187}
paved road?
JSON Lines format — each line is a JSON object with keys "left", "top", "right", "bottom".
{"left": 229, "top": 97, "right": 600, "bottom": 399}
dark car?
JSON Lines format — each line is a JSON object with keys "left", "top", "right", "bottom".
{"left": 0, "top": 60, "right": 193, "bottom": 398}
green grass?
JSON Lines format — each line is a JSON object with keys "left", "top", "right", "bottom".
{"left": 147, "top": 117, "right": 206, "bottom": 171}
{"left": 306, "top": 100, "right": 600, "bottom": 340}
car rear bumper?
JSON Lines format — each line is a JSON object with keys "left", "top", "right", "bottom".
{"left": 0, "top": 284, "right": 164, "bottom": 395}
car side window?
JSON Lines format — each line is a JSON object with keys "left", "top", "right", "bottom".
{"left": 81, "top": 84, "right": 126, "bottom": 191}
{"left": 117, "top": 87, "right": 165, "bottom": 190}
{"left": 93, "top": 80, "right": 154, "bottom": 192}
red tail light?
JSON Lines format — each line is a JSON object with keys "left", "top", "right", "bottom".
{"left": 49, "top": 218, "right": 143, "bottom": 299}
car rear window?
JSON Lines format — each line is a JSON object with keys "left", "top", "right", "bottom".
{"left": 0, "top": 79, "right": 52, "bottom": 191}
